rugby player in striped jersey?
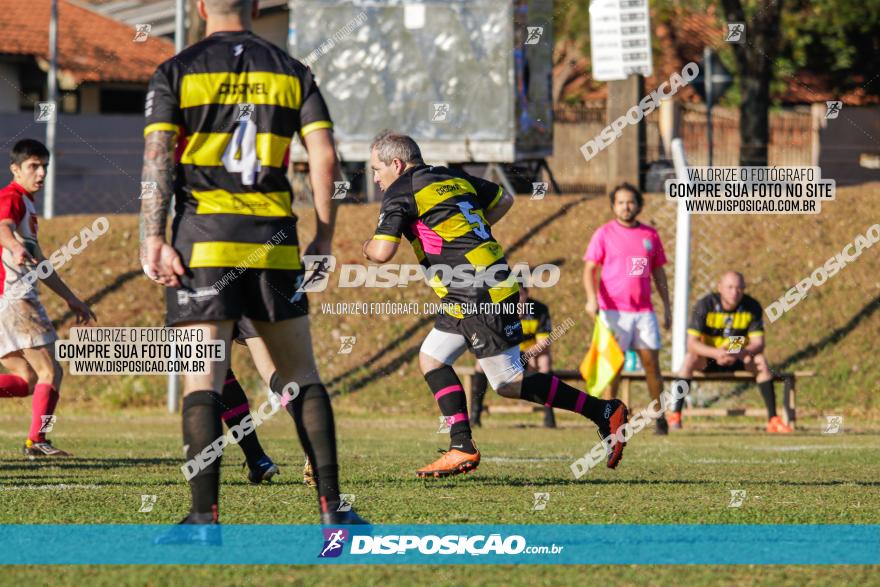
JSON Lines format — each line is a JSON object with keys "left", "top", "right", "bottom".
{"left": 139, "top": 0, "right": 364, "bottom": 527}
{"left": 363, "top": 132, "right": 630, "bottom": 478}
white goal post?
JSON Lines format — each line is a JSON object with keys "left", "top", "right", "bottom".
{"left": 670, "top": 138, "right": 692, "bottom": 373}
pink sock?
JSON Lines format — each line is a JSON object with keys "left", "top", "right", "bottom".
{"left": 0, "top": 374, "right": 29, "bottom": 398}
{"left": 29, "top": 383, "right": 59, "bottom": 442}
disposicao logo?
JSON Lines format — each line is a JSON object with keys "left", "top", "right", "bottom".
{"left": 319, "top": 528, "right": 348, "bottom": 558}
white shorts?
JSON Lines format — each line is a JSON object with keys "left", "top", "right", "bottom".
{"left": 0, "top": 297, "right": 57, "bottom": 358}
{"left": 420, "top": 328, "right": 524, "bottom": 390}
{"left": 601, "top": 309, "right": 661, "bottom": 351}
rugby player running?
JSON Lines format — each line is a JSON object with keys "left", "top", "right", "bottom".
{"left": 363, "top": 132, "right": 629, "bottom": 477}
{"left": 140, "top": 0, "right": 364, "bottom": 525}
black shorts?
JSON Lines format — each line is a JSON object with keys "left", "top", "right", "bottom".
{"left": 232, "top": 317, "right": 259, "bottom": 346}
{"left": 704, "top": 358, "right": 746, "bottom": 372}
{"left": 434, "top": 304, "right": 524, "bottom": 359}
{"left": 165, "top": 267, "right": 308, "bottom": 327}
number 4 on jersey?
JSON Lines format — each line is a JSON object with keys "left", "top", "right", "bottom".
{"left": 222, "top": 120, "right": 262, "bottom": 185}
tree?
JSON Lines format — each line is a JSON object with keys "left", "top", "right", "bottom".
{"left": 721, "top": 0, "right": 784, "bottom": 166}
{"left": 551, "top": 0, "right": 594, "bottom": 104}
{"left": 552, "top": 0, "right": 880, "bottom": 161}
{"left": 777, "top": 0, "right": 880, "bottom": 100}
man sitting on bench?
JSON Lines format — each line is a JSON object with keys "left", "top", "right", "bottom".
{"left": 671, "top": 271, "right": 792, "bottom": 434}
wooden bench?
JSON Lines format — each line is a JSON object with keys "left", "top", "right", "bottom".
{"left": 454, "top": 366, "right": 816, "bottom": 426}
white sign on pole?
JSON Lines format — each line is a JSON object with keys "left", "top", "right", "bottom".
{"left": 589, "top": 0, "right": 653, "bottom": 82}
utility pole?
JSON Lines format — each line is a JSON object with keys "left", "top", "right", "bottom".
{"left": 167, "top": 0, "right": 188, "bottom": 414}
{"left": 44, "top": 0, "right": 59, "bottom": 218}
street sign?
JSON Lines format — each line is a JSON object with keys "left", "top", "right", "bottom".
{"left": 692, "top": 48, "right": 733, "bottom": 107}
{"left": 692, "top": 47, "right": 734, "bottom": 166}
{"left": 589, "top": 0, "right": 653, "bottom": 81}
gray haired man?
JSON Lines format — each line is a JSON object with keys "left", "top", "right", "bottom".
{"left": 362, "top": 132, "right": 630, "bottom": 478}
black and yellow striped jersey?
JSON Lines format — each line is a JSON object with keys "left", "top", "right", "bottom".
{"left": 520, "top": 298, "right": 551, "bottom": 352}
{"left": 144, "top": 30, "right": 332, "bottom": 269}
{"left": 688, "top": 293, "right": 765, "bottom": 348}
{"left": 372, "top": 165, "right": 518, "bottom": 318}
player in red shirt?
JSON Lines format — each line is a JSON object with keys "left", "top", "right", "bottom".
{"left": 0, "top": 139, "right": 96, "bottom": 456}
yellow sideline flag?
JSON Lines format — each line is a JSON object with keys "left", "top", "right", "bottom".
{"left": 579, "top": 314, "right": 625, "bottom": 397}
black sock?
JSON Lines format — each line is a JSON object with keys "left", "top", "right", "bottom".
{"left": 519, "top": 372, "right": 607, "bottom": 427}
{"left": 276, "top": 381, "right": 341, "bottom": 514}
{"left": 759, "top": 380, "right": 777, "bottom": 419}
{"left": 269, "top": 371, "right": 284, "bottom": 396}
{"left": 182, "top": 390, "right": 222, "bottom": 518}
{"left": 220, "top": 369, "right": 266, "bottom": 467}
{"left": 672, "top": 379, "right": 690, "bottom": 413}
{"left": 470, "top": 372, "right": 488, "bottom": 424}
{"left": 424, "top": 366, "right": 475, "bottom": 453}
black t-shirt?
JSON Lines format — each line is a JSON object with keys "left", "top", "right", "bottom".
{"left": 688, "top": 292, "right": 765, "bottom": 349}
{"left": 520, "top": 298, "right": 551, "bottom": 351}
{"left": 372, "top": 165, "right": 517, "bottom": 318}
{"left": 144, "top": 30, "right": 332, "bottom": 268}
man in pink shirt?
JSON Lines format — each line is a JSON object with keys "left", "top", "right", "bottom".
{"left": 583, "top": 183, "right": 672, "bottom": 434}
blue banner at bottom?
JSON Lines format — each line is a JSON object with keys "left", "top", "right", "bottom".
{"left": 0, "top": 524, "right": 877, "bottom": 565}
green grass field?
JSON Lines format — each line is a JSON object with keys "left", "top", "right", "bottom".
{"left": 2, "top": 184, "right": 878, "bottom": 583}
{"left": 33, "top": 185, "right": 880, "bottom": 414}
{"left": 0, "top": 409, "right": 877, "bottom": 584}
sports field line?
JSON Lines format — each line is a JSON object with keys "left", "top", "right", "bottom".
{"left": 754, "top": 445, "right": 878, "bottom": 452}
{"left": 0, "top": 484, "right": 102, "bottom": 490}
{"left": 482, "top": 456, "right": 572, "bottom": 463}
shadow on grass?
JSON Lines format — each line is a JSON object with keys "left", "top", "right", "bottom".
{"left": 51, "top": 269, "right": 143, "bottom": 329}
{"left": 0, "top": 457, "right": 181, "bottom": 471}
{"left": 414, "top": 477, "right": 880, "bottom": 488}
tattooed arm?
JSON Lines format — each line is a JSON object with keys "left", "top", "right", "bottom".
{"left": 300, "top": 128, "right": 338, "bottom": 258}
{"left": 139, "top": 130, "right": 175, "bottom": 240}
{"left": 139, "top": 130, "right": 185, "bottom": 287}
